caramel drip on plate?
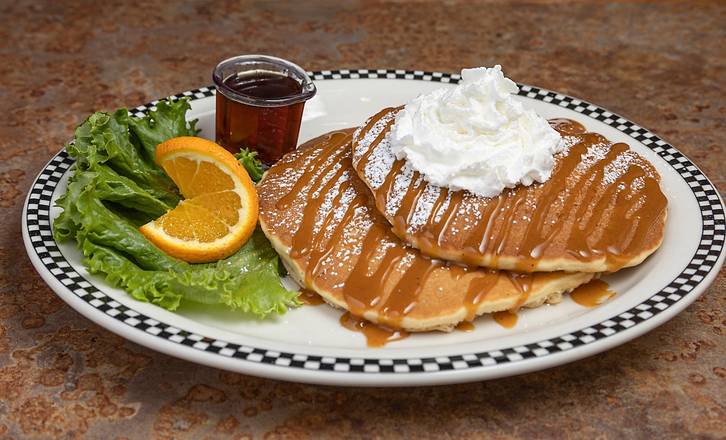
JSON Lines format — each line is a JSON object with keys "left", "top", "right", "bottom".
{"left": 455, "top": 321, "right": 475, "bottom": 332}
{"left": 339, "top": 312, "right": 409, "bottom": 347}
{"left": 570, "top": 279, "right": 616, "bottom": 307}
{"left": 353, "top": 110, "right": 668, "bottom": 272}
{"left": 268, "top": 130, "right": 536, "bottom": 340}
{"left": 493, "top": 310, "right": 518, "bottom": 329}
{"left": 298, "top": 288, "right": 325, "bottom": 306}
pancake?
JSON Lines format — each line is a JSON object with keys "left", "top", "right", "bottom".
{"left": 351, "top": 108, "right": 668, "bottom": 273}
{"left": 258, "top": 129, "right": 593, "bottom": 332}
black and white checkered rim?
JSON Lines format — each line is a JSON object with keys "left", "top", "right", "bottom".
{"left": 25, "top": 69, "right": 725, "bottom": 375}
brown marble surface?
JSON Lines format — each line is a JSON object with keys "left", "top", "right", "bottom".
{"left": 1, "top": 0, "right": 725, "bottom": 438}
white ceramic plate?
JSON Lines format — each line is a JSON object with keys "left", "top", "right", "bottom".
{"left": 23, "top": 70, "right": 725, "bottom": 386}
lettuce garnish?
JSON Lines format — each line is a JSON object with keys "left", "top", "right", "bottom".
{"left": 234, "top": 148, "right": 265, "bottom": 183}
{"left": 53, "top": 98, "right": 298, "bottom": 317}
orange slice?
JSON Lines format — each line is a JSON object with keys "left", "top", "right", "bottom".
{"left": 139, "top": 136, "right": 258, "bottom": 263}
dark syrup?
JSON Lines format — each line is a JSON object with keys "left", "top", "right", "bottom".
{"left": 216, "top": 72, "right": 305, "bottom": 165}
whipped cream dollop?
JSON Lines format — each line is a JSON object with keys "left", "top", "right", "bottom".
{"left": 388, "top": 65, "right": 562, "bottom": 197}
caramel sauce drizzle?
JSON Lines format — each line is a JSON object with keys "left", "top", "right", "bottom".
{"left": 455, "top": 321, "right": 475, "bottom": 332}
{"left": 340, "top": 312, "right": 409, "bottom": 347}
{"left": 570, "top": 279, "right": 616, "bottom": 307}
{"left": 493, "top": 310, "right": 518, "bottom": 329}
{"left": 463, "top": 271, "right": 500, "bottom": 320}
{"left": 267, "top": 130, "right": 536, "bottom": 341}
{"left": 298, "top": 288, "right": 325, "bottom": 306}
{"left": 353, "top": 109, "right": 667, "bottom": 273}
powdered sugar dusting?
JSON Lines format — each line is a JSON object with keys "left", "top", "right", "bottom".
{"left": 352, "top": 112, "right": 397, "bottom": 190}
{"left": 333, "top": 182, "right": 356, "bottom": 223}
{"left": 363, "top": 136, "right": 395, "bottom": 189}
{"left": 433, "top": 191, "right": 451, "bottom": 223}
{"left": 310, "top": 156, "right": 345, "bottom": 200}
{"left": 631, "top": 175, "right": 646, "bottom": 192}
{"left": 576, "top": 142, "right": 610, "bottom": 173}
{"left": 315, "top": 173, "right": 353, "bottom": 237}
{"left": 456, "top": 193, "right": 482, "bottom": 233}
{"left": 603, "top": 150, "right": 637, "bottom": 185}
{"left": 385, "top": 162, "right": 415, "bottom": 218}
{"left": 557, "top": 135, "right": 580, "bottom": 155}
{"left": 408, "top": 184, "right": 441, "bottom": 232}
{"left": 352, "top": 111, "right": 395, "bottom": 164}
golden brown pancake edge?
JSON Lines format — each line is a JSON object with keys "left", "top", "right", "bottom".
{"left": 257, "top": 129, "right": 594, "bottom": 332}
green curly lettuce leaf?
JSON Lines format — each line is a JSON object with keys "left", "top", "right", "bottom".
{"left": 128, "top": 99, "right": 200, "bottom": 162}
{"left": 54, "top": 98, "right": 298, "bottom": 316}
{"left": 81, "top": 229, "right": 294, "bottom": 315}
{"left": 234, "top": 148, "right": 265, "bottom": 183}
{"left": 68, "top": 108, "right": 180, "bottom": 207}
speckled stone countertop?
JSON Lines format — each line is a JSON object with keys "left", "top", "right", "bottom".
{"left": 2, "top": 0, "right": 724, "bottom": 438}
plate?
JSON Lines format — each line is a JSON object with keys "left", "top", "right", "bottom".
{"left": 22, "top": 69, "right": 726, "bottom": 386}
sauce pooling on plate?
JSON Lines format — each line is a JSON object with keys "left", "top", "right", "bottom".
{"left": 298, "top": 288, "right": 325, "bottom": 306}
{"left": 455, "top": 321, "right": 475, "bottom": 332}
{"left": 493, "top": 310, "right": 518, "bottom": 329}
{"left": 570, "top": 279, "right": 616, "bottom": 307}
{"left": 339, "top": 312, "right": 409, "bottom": 347}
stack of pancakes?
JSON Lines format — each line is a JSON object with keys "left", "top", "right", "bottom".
{"left": 257, "top": 107, "right": 667, "bottom": 332}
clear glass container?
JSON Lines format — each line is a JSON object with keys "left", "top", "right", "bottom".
{"left": 213, "top": 55, "right": 316, "bottom": 165}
